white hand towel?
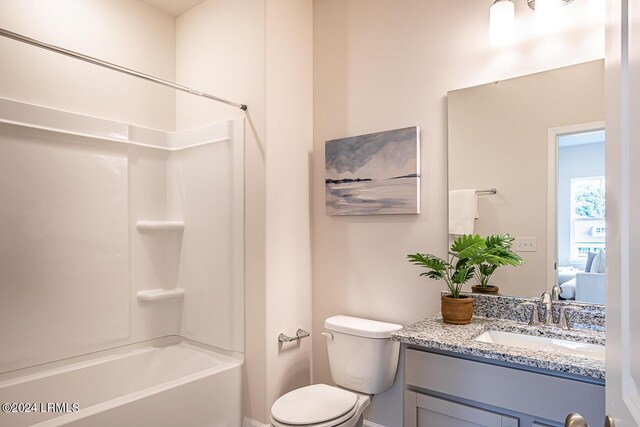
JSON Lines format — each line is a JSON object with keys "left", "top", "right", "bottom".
{"left": 448, "top": 189, "right": 478, "bottom": 235}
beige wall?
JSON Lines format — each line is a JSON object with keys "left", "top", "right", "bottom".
{"left": 0, "top": 0, "right": 176, "bottom": 130}
{"left": 1, "top": 0, "right": 313, "bottom": 423}
{"left": 264, "top": 0, "right": 314, "bottom": 413}
{"left": 175, "top": 2, "right": 268, "bottom": 420}
{"left": 449, "top": 60, "right": 604, "bottom": 299}
{"left": 0, "top": 0, "right": 607, "bottom": 424}
{"left": 177, "top": 0, "right": 313, "bottom": 424}
{"left": 176, "top": 0, "right": 268, "bottom": 420}
{"left": 312, "top": 0, "right": 604, "bottom": 425}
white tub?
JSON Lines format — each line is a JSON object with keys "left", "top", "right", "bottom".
{"left": 0, "top": 337, "right": 243, "bottom": 427}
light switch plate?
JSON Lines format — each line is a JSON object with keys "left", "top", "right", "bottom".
{"left": 513, "top": 237, "right": 537, "bottom": 252}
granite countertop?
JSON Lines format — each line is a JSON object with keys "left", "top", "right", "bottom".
{"left": 392, "top": 315, "right": 605, "bottom": 381}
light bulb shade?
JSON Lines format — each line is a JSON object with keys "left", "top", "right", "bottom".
{"left": 535, "top": 0, "right": 563, "bottom": 14}
{"left": 535, "top": 0, "right": 562, "bottom": 33}
{"left": 489, "top": 0, "right": 515, "bottom": 46}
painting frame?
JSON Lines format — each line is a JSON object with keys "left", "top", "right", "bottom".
{"left": 325, "top": 126, "right": 420, "bottom": 216}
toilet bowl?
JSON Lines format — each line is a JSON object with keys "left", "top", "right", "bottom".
{"left": 270, "top": 384, "right": 370, "bottom": 427}
{"left": 270, "top": 315, "right": 402, "bottom": 427}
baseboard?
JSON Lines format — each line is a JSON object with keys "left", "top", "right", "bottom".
{"left": 243, "top": 417, "right": 269, "bottom": 427}
{"left": 364, "top": 421, "right": 388, "bottom": 427}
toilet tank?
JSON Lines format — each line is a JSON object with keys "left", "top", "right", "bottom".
{"left": 324, "top": 315, "right": 402, "bottom": 395}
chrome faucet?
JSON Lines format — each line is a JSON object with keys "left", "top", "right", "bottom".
{"left": 558, "top": 306, "right": 572, "bottom": 330}
{"left": 539, "top": 290, "right": 572, "bottom": 329}
{"left": 520, "top": 301, "right": 542, "bottom": 326}
{"left": 541, "top": 291, "right": 553, "bottom": 325}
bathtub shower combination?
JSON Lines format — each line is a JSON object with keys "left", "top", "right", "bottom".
{"left": 0, "top": 338, "right": 242, "bottom": 427}
{"left": 0, "top": 66, "right": 246, "bottom": 426}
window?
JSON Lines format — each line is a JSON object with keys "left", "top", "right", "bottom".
{"left": 570, "top": 176, "right": 605, "bottom": 261}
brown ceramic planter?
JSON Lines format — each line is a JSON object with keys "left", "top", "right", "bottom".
{"left": 471, "top": 285, "right": 500, "bottom": 295}
{"left": 441, "top": 294, "right": 473, "bottom": 325}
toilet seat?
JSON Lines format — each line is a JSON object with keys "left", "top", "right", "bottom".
{"left": 271, "top": 384, "right": 359, "bottom": 427}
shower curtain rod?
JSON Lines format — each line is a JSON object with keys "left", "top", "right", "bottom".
{"left": 0, "top": 27, "right": 248, "bottom": 111}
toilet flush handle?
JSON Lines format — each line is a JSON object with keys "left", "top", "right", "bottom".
{"left": 321, "top": 332, "right": 334, "bottom": 340}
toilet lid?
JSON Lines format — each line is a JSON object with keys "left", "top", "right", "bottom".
{"left": 271, "top": 384, "right": 358, "bottom": 425}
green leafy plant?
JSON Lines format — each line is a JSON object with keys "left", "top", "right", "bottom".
{"left": 472, "top": 234, "right": 524, "bottom": 288}
{"left": 407, "top": 234, "right": 486, "bottom": 298}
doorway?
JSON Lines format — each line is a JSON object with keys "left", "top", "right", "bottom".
{"left": 548, "top": 123, "right": 606, "bottom": 303}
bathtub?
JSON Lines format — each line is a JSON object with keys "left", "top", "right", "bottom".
{"left": 0, "top": 337, "right": 243, "bottom": 427}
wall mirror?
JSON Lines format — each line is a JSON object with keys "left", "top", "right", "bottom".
{"left": 447, "top": 60, "right": 605, "bottom": 304}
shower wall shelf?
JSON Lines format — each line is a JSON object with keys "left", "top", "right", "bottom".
{"left": 136, "top": 221, "right": 185, "bottom": 231}
{"left": 0, "top": 97, "right": 234, "bottom": 152}
{"left": 136, "top": 288, "right": 185, "bottom": 302}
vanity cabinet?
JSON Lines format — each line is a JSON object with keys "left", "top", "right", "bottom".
{"left": 403, "top": 348, "right": 605, "bottom": 427}
{"left": 405, "top": 391, "right": 518, "bottom": 427}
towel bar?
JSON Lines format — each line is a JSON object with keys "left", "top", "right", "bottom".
{"left": 477, "top": 188, "right": 497, "bottom": 195}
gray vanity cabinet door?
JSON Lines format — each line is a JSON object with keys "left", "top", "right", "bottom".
{"left": 405, "top": 391, "right": 518, "bottom": 427}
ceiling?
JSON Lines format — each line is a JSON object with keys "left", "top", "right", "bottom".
{"left": 140, "top": 0, "right": 205, "bottom": 16}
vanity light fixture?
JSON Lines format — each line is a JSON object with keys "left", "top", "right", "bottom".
{"left": 533, "top": 0, "right": 564, "bottom": 32}
{"left": 489, "top": 0, "right": 575, "bottom": 46}
{"left": 526, "top": 0, "right": 574, "bottom": 10}
{"left": 489, "top": 0, "right": 515, "bottom": 46}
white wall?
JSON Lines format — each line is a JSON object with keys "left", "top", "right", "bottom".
{"left": 312, "top": 1, "right": 604, "bottom": 425}
{"left": 176, "top": 0, "right": 313, "bottom": 424}
{"left": 0, "top": 0, "right": 176, "bottom": 130}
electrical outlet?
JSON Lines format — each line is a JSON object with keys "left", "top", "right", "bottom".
{"left": 513, "top": 237, "right": 537, "bottom": 252}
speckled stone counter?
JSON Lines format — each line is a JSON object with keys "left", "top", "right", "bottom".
{"left": 392, "top": 315, "right": 605, "bottom": 381}
{"left": 470, "top": 293, "right": 605, "bottom": 332}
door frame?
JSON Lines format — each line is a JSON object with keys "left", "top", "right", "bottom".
{"left": 605, "top": 0, "right": 640, "bottom": 424}
{"left": 546, "top": 121, "right": 605, "bottom": 294}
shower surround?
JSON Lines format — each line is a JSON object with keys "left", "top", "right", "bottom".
{"left": 0, "top": 98, "right": 244, "bottom": 426}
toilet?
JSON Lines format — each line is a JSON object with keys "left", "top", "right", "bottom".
{"left": 270, "top": 315, "right": 402, "bottom": 427}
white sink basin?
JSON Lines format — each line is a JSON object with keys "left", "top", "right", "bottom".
{"left": 475, "top": 330, "right": 605, "bottom": 361}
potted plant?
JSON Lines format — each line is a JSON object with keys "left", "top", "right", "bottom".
{"left": 471, "top": 234, "right": 524, "bottom": 295}
{"left": 407, "top": 234, "right": 486, "bottom": 324}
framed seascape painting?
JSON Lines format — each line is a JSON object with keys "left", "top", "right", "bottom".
{"left": 325, "top": 126, "right": 420, "bottom": 216}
